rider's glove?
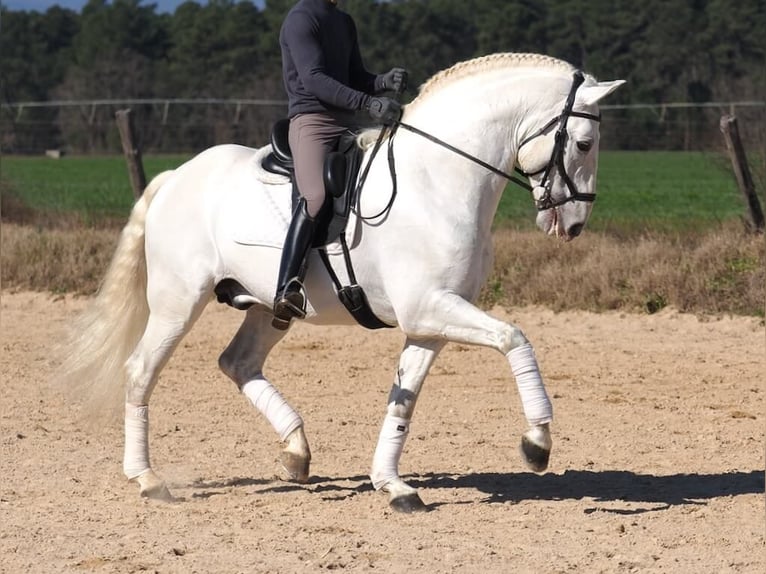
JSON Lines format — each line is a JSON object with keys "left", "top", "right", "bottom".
{"left": 379, "top": 68, "right": 408, "bottom": 93}
{"left": 366, "top": 97, "right": 402, "bottom": 125}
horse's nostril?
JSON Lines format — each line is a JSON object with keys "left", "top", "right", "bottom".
{"left": 567, "top": 223, "right": 584, "bottom": 238}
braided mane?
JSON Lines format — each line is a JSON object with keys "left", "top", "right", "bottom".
{"left": 411, "top": 53, "right": 576, "bottom": 106}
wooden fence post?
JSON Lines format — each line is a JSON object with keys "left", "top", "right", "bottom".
{"left": 719, "top": 114, "right": 764, "bottom": 232}
{"left": 115, "top": 109, "right": 147, "bottom": 199}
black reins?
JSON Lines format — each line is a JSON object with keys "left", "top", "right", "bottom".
{"left": 394, "top": 121, "right": 531, "bottom": 191}
{"left": 388, "top": 70, "right": 601, "bottom": 212}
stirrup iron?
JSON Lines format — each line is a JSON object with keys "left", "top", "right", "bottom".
{"left": 275, "top": 278, "right": 307, "bottom": 315}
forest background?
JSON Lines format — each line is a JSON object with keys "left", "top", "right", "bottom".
{"left": 2, "top": 0, "right": 765, "bottom": 153}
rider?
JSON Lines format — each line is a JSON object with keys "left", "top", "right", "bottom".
{"left": 273, "top": 0, "right": 407, "bottom": 329}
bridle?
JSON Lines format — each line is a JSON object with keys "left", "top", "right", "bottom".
{"left": 394, "top": 70, "right": 601, "bottom": 212}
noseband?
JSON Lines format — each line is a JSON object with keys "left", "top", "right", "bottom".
{"left": 394, "top": 70, "right": 601, "bottom": 212}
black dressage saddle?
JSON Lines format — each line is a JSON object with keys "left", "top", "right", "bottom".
{"left": 262, "top": 118, "right": 364, "bottom": 247}
{"left": 214, "top": 119, "right": 392, "bottom": 330}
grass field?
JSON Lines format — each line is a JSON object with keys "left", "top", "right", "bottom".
{"left": 0, "top": 151, "right": 752, "bottom": 231}
{"left": 0, "top": 154, "right": 189, "bottom": 218}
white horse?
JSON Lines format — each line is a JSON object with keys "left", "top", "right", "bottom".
{"left": 61, "top": 53, "right": 623, "bottom": 512}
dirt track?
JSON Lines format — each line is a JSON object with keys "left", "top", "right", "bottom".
{"left": 1, "top": 292, "right": 764, "bottom": 573}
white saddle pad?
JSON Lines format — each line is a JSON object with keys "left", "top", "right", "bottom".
{"left": 229, "top": 145, "right": 357, "bottom": 255}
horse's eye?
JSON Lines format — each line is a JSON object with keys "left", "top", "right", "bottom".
{"left": 576, "top": 140, "right": 593, "bottom": 152}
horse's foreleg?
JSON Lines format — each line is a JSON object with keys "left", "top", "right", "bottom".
{"left": 371, "top": 337, "right": 446, "bottom": 513}
{"left": 218, "top": 308, "right": 309, "bottom": 482}
{"left": 406, "top": 292, "right": 553, "bottom": 473}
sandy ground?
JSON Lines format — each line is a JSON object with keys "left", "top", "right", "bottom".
{"left": 1, "top": 291, "right": 764, "bottom": 573}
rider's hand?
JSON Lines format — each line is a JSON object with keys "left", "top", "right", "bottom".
{"left": 366, "top": 97, "right": 402, "bottom": 125}
{"left": 380, "top": 68, "right": 408, "bottom": 93}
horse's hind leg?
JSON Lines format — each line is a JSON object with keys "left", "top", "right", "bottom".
{"left": 371, "top": 337, "right": 446, "bottom": 512}
{"left": 217, "top": 307, "right": 310, "bottom": 482}
{"left": 123, "top": 291, "right": 210, "bottom": 501}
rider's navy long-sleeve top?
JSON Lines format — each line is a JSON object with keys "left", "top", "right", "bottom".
{"left": 280, "top": 0, "right": 383, "bottom": 118}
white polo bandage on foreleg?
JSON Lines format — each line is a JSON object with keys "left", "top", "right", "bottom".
{"left": 242, "top": 376, "right": 303, "bottom": 441}
{"left": 370, "top": 414, "right": 410, "bottom": 490}
{"left": 507, "top": 343, "right": 553, "bottom": 426}
{"left": 124, "top": 403, "right": 151, "bottom": 479}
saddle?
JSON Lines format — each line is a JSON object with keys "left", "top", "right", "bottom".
{"left": 216, "top": 119, "right": 392, "bottom": 330}
{"left": 262, "top": 118, "right": 363, "bottom": 248}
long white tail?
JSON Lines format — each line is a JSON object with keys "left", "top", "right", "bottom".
{"left": 60, "top": 171, "right": 174, "bottom": 422}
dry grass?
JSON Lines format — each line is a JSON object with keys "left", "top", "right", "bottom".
{"left": 486, "top": 224, "right": 765, "bottom": 316}
{"left": 1, "top": 223, "right": 119, "bottom": 294}
{"left": 1, "top": 222, "right": 763, "bottom": 316}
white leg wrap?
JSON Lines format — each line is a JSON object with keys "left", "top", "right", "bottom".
{"left": 507, "top": 343, "right": 553, "bottom": 426}
{"left": 370, "top": 414, "right": 410, "bottom": 490}
{"left": 242, "top": 376, "right": 303, "bottom": 441}
{"left": 124, "top": 403, "right": 151, "bottom": 480}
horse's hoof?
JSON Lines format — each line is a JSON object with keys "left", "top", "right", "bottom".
{"left": 520, "top": 434, "right": 550, "bottom": 473}
{"left": 281, "top": 451, "right": 310, "bottom": 483}
{"left": 389, "top": 492, "right": 428, "bottom": 513}
{"left": 135, "top": 471, "right": 176, "bottom": 502}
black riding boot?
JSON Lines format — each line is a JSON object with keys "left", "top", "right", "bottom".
{"left": 272, "top": 199, "right": 316, "bottom": 330}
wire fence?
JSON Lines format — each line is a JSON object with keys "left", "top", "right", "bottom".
{"left": 1, "top": 99, "right": 764, "bottom": 155}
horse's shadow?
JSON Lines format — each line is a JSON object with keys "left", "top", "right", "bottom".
{"left": 193, "top": 468, "right": 764, "bottom": 513}
{"left": 408, "top": 469, "right": 764, "bottom": 513}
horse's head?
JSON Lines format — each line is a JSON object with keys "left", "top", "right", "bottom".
{"left": 517, "top": 75, "right": 625, "bottom": 240}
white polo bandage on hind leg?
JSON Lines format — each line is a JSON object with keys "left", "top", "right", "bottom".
{"left": 507, "top": 343, "right": 553, "bottom": 426}
{"left": 124, "top": 403, "right": 151, "bottom": 479}
{"left": 242, "top": 375, "right": 303, "bottom": 441}
{"left": 370, "top": 414, "right": 410, "bottom": 490}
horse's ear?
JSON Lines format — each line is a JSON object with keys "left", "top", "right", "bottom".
{"left": 578, "top": 80, "right": 626, "bottom": 106}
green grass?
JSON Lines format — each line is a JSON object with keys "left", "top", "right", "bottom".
{"left": 592, "top": 151, "right": 746, "bottom": 231}
{"left": 0, "top": 154, "right": 192, "bottom": 217}
{"left": 0, "top": 151, "right": 754, "bottom": 231}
